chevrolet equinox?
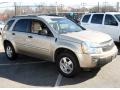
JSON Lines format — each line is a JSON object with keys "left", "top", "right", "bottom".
{"left": 1, "top": 15, "right": 118, "bottom": 77}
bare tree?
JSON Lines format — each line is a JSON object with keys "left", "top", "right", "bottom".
{"left": 89, "top": 5, "right": 116, "bottom": 13}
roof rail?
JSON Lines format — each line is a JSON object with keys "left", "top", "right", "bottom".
{"left": 12, "top": 15, "right": 37, "bottom": 18}
{"left": 47, "top": 14, "right": 59, "bottom": 16}
{"left": 11, "top": 14, "right": 61, "bottom": 18}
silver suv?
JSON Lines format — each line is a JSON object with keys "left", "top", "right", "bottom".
{"left": 1, "top": 15, "right": 118, "bottom": 77}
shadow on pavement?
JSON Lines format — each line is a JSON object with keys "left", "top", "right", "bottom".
{"left": 0, "top": 52, "right": 58, "bottom": 87}
{"left": 0, "top": 52, "right": 100, "bottom": 87}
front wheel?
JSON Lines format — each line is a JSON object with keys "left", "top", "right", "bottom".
{"left": 56, "top": 52, "right": 80, "bottom": 77}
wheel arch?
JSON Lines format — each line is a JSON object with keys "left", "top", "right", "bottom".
{"left": 54, "top": 47, "right": 80, "bottom": 66}
{"left": 3, "top": 40, "right": 18, "bottom": 52}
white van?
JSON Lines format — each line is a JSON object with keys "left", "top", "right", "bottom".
{"left": 80, "top": 12, "right": 120, "bottom": 42}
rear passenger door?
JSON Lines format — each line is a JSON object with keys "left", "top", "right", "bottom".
{"left": 88, "top": 14, "right": 104, "bottom": 32}
{"left": 11, "top": 19, "right": 30, "bottom": 52}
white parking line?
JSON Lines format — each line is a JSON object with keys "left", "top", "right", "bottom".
{"left": 0, "top": 61, "right": 48, "bottom": 66}
{"left": 54, "top": 74, "right": 62, "bottom": 87}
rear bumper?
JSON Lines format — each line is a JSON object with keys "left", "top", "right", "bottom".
{"left": 76, "top": 46, "right": 118, "bottom": 68}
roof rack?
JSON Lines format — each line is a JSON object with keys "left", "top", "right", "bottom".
{"left": 11, "top": 13, "right": 61, "bottom": 18}
{"left": 12, "top": 15, "right": 37, "bottom": 18}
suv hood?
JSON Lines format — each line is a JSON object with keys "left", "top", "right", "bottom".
{"left": 60, "top": 30, "right": 112, "bottom": 44}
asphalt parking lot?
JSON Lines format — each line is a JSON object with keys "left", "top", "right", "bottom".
{"left": 0, "top": 36, "right": 120, "bottom": 88}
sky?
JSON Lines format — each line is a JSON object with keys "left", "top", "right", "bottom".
{"left": 0, "top": 0, "right": 120, "bottom": 6}
{"left": 0, "top": 0, "right": 120, "bottom": 12}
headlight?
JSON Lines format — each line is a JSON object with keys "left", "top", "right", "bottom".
{"left": 81, "top": 41, "right": 102, "bottom": 54}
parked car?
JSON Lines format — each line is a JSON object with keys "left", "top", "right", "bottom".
{"left": 2, "top": 15, "right": 118, "bottom": 77}
{"left": 0, "top": 21, "right": 5, "bottom": 35}
{"left": 80, "top": 12, "right": 120, "bottom": 42}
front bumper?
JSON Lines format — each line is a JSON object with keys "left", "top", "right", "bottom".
{"left": 77, "top": 46, "right": 118, "bottom": 68}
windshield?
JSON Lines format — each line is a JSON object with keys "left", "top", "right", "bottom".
{"left": 48, "top": 18, "right": 83, "bottom": 34}
{"left": 115, "top": 14, "right": 120, "bottom": 22}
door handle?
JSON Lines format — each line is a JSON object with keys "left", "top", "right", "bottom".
{"left": 28, "top": 36, "right": 33, "bottom": 38}
{"left": 12, "top": 33, "right": 15, "bottom": 35}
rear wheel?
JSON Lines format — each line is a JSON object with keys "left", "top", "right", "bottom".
{"left": 56, "top": 52, "right": 80, "bottom": 77}
{"left": 4, "top": 43, "right": 17, "bottom": 60}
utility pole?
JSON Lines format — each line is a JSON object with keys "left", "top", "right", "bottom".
{"left": 14, "top": 2, "right": 17, "bottom": 16}
{"left": 98, "top": 2, "right": 100, "bottom": 12}
{"left": 116, "top": 2, "right": 119, "bottom": 12}
{"left": 81, "top": 2, "right": 86, "bottom": 7}
{"left": 60, "top": 4, "right": 63, "bottom": 12}
{"left": 19, "top": 2, "right": 21, "bottom": 15}
{"left": 55, "top": 2, "right": 58, "bottom": 15}
{"left": 81, "top": 2, "right": 86, "bottom": 12}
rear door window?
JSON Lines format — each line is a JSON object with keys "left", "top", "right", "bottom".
{"left": 13, "top": 19, "right": 29, "bottom": 32}
{"left": 91, "top": 14, "right": 104, "bottom": 24}
{"left": 82, "top": 14, "right": 91, "bottom": 23}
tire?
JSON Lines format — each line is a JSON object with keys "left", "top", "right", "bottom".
{"left": 56, "top": 52, "right": 80, "bottom": 77}
{"left": 4, "top": 43, "right": 17, "bottom": 60}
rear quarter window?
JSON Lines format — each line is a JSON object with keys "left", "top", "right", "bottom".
{"left": 4, "top": 20, "right": 15, "bottom": 31}
{"left": 82, "top": 14, "right": 91, "bottom": 23}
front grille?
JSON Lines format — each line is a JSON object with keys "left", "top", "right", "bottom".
{"left": 100, "top": 40, "right": 114, "bottom": 52}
